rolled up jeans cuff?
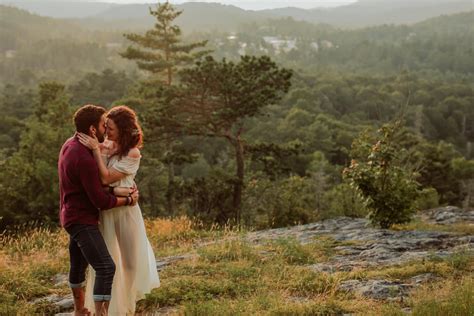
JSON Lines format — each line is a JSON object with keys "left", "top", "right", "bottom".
{"left": 69, "top": 281, "right": 86, "bottom": 288}
{"left": 93, "top": 294, "right": 112, "bottom": 302}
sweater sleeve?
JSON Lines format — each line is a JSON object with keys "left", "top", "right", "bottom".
{"left": 78, "top": 157, "right": 117, "bottom": 210}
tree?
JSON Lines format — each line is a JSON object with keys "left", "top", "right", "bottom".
{"left": 417, "top": 141, "right": 464, "bottom": 205}
{"left": 121, "top": 2, "right": 208, "bottom": 85}
{"left": 452, "top": 158, "right": 474, "bottom": 208}
{"left": 343, "top": 120, "right": 420, "bottom": 228}
{"left": 0, "top": 82, "right": 73, "bottom": 228}
{"left": 69, "top": 69, "right": 133, "bottom": 106}
{"left": 169, "top": 55, "right": 292, "bottom": 224}
{"left": 120, "top": 1, "right": 208, "bottom": 215}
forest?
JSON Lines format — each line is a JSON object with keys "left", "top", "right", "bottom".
{"left": 0, "top": 3, "right": 473, "bottom": 230}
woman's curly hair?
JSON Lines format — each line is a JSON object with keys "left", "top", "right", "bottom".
{"left": 107, "top": 105, "right": 143, "bottom": 158}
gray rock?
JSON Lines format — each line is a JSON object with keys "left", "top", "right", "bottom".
{"left": 409, "top": 273, "right": 439, "bottom": 285}
{"left": 419, "top": 206, "right": 474, "bottom": 225}
{"left": 55, "top": 297, "right": 74, "bottom": 310}
{"left": 340, "top": 279, "right": 411, "bottom": 300}
{"left": 246, "top": 214, "right": 473, "bottom": 273}
{"left": 156, "top": 254, "right": 194, "bottom": 271}
{"left": 52, "top": 273, "right": 68, "bottom": 287}
{"left": 32, "top": 294, "right": 73, "bottom": 312}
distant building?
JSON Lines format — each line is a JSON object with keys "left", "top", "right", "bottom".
{"left": 5, "top": 50, "right": 16, "bottom": 58}
{"left": 227, "top": 34, "right": 238, "bottom": 40}
{"left": 310, "top": 42, "right": 319, "bottom": 51}
{"left": 321, "top": 40, "right": 334, "bottom": 48}
{"left": 407, "top": 32, "right": 417, "bottom": 40}
{"left": 262, "top": 36, "right": 296, "bottom": 53}
{"left": 238, "top": 42, "right": 247, "bottom": 55}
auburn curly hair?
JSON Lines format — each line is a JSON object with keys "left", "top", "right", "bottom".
{"left": 106, "top": 105, "right": 143, "bottom": 158}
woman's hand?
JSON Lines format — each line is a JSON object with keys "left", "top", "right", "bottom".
{"left": 112, "top": 186, "right": 135, "bottom": 197}
{"left": 77, "top": 133, "right": 100, "bottom": 151}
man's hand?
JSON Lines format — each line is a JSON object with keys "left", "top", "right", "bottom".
{"left": 130, "top": 189, "right": 139, "bottom": 206}
{"left": 113, "top": 186, "right": 134, "bottom": 197}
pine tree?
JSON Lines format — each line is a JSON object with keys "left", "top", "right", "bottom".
{"left": 121, "top": 1, "right": 207, "bottom": 86}
{"left": 172, "top": 55, "right": 293, "bottom": 224}
{"left": 120, "top": 2, "right": 208, "bottom": 215}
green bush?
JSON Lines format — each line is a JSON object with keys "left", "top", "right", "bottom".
{"left": 343, "top": 121, "right": 419, "bottom": 228}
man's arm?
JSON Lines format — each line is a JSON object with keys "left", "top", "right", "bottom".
{"left": 78, "top": 159, "right": 138, "bottom": 209}
{"left": 107, "top": 182, "right": 137, "bottom": 197}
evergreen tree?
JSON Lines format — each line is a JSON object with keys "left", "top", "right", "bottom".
{"left": 172, "top": 55, "right": 292, "bottom": 224}
{"left": 120, "top": 1, "right": 208, "bottom": 214}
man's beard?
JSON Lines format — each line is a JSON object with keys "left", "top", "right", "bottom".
{"left": 96, "top": 132, "right": 105, "bottom": 143}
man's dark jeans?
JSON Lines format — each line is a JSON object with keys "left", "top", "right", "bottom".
{"left": 66, "top": 224, "right": 115, "bottom": 301}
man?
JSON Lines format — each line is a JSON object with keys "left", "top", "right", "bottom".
{"left": 58, "top": 104, "right": 139, "bottom": 316}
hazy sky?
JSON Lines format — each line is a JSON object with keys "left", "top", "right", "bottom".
{"left": 96, "top": 0, "right": 358, "bottom": 10}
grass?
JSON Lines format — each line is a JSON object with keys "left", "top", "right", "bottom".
{"left": 1, "top": 216, "right": 473, "bottom": 315}
{"left": 393, "top": 218, "right": 474, "bottom": 235}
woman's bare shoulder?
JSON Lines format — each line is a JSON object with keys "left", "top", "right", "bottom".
{"left": 127, "top": 147, "right": 141, "bottom": 158}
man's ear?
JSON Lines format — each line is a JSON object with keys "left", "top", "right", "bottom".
{"left": 89, "top": 125, "right": 96, "bottom": 137}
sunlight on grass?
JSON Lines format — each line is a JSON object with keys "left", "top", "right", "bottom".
{"left": 1, "top": 218, "right": 473, "bottom": 315}
{"left": 410, "top": 276, "right": 474, "bottom": 316}
{"left": 393, "top": 219, "right": 474, "bottom": 235}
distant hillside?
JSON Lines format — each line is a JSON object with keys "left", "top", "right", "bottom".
{"left": 263, "top": 0, "right": 473, "bottom": 27}
{"left": 0, "top": 5, "right": 85, "bottom": 52}
{"left": 0, "top": 6, "right": 125, "bottom": 85}
{"left": 1, "top": 0, "right": 472, "bottom": 32}
{"left": 84, "top": 2, "right": 271, "bottom": 32}
{"left": 0, "top": 0, "right": 117, "bottom": 18}
{"left": 202, "top": 10, "right": 474, "bottom": 75}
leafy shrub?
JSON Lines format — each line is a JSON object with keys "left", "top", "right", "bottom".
{"left": 343, "top": 121, "right": 419, "bottom": 228}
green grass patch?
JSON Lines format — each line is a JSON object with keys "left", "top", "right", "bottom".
{"left": 393, "top": 219, "right": 474, "bottom": 235}
{"left": 283, "top": 269, "right": 340, "bottom": 297}
{"left": 411, "top": 277, "right": 474, "bottom": 315}
{"left": 198, "top": 239, "right": 260, "bottom": 264}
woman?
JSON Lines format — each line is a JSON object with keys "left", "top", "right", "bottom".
{"left": 78, "top": 105, "right": 160, "bottom": 315}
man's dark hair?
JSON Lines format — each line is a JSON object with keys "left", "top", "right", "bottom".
{"left": 73, "top": 104, "right": 106, "bottom": 134}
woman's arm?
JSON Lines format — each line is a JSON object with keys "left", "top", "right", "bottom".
{"left": 77, "top": 133, "right": 127, "bottom": 185}
{"left": 103, "top": 186, "right": 134, "bottom": 197}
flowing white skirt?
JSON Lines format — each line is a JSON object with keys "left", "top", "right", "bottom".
{"left": 85, "top": 204, "right": 160, "bottom": 315}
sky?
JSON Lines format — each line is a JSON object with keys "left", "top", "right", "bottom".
{"left": 94, "top": 0, "right": 358, "bottom": 10}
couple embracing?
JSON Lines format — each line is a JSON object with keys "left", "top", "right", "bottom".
{"left": 58, "top": 104, "right": 160, "bottom": 315}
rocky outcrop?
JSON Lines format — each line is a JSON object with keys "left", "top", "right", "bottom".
{"left": 417, "top": 205, "right": 474, "bottom": 225}
{"left": 247, "top": 211, "right": 473, "bottom": 272}
{"left": 246, "top": 207, "right": 473, "bottom": 301}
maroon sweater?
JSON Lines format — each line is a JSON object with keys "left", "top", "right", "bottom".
{"left": 58, "top": 136, "right": 117, "bottom": 228}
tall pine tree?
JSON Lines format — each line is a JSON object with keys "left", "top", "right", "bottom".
{"left": 121, "top": 2, "right": 208, "bottom": 214}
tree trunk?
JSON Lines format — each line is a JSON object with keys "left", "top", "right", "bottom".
{"left": 147, "top": 182, "right": 156, "bottom": 216}
{"left": 233, "top": 137, "right": 245, "bottom": 226}
{"left": 166, "top": 162, "right": 175, "bottom": 216}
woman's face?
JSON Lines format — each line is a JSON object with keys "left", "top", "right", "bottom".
{"left": 106, "top": 118, "right": 119, "bottom": 142}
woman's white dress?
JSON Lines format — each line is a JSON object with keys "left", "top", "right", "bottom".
{"left": 85, "top": 153, "right": 160, "bottom": 315}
